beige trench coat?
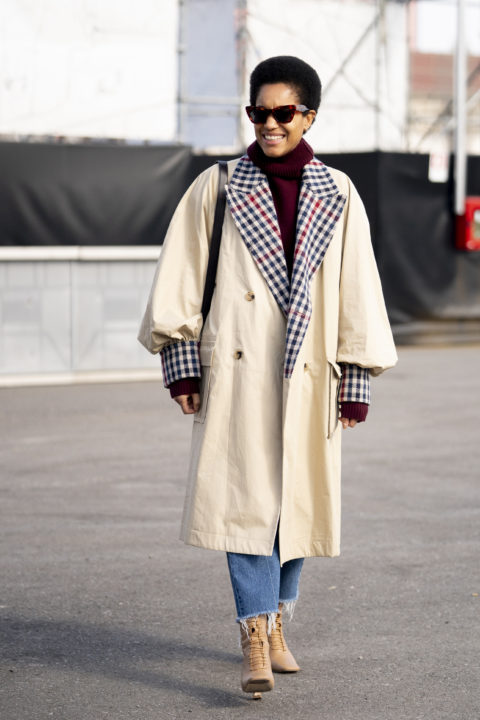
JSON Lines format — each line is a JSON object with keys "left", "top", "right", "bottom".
{"left": 138, "top": 158, "right": 397, "bottom": 564}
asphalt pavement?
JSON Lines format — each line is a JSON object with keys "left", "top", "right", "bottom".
{"left": 1, "top": 345, "right": 479, "bottom": 720}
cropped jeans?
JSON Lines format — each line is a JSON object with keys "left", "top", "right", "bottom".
{"left": 226, "top": 532, "right": 304, "bottom": 624}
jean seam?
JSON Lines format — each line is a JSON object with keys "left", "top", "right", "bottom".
{"left": 227, "top": 553, "right": 245, "bottom": 618}
{"left": 264, "top": 554, "right": 279, "bottom": 612}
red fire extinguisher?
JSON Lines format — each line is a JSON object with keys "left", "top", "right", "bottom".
{"left": 455, "top": 197, "right": 480, "bottom": 251}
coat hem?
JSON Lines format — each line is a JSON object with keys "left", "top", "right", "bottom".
{"left": 181, "top": 528, "right": 340, "bottom": 560}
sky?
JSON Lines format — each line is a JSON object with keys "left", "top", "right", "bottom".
{"left": 415, "top": 0, "right": 480, "bottom": 54}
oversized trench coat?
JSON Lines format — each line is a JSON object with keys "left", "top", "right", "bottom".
{"left": 138, "top": 155, "right": 397, "bottom": 564}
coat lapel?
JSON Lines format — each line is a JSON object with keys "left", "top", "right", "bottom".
{"left": 227, "top": 155, "right": 346, "bottom": 378}
{"left": 226, "top": 157, "right": 290, "bottom": 315}
{"left": 285, "top": 159, "right": 346, "bottom": 377}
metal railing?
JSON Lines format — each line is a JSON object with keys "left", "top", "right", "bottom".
{"left": 0, "top": 246, "right": 162, "bottom": 262}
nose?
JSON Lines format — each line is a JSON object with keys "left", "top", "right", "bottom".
{"left": 263, "top": 112, "right": 278, "bottom": 129}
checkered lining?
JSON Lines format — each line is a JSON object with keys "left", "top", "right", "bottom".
{"left": 227, "top": 155, "right": 346, "bottom": 378}
{"left": 339, "top": 364, "right": 371, "bottom": 404}
{"left": 160, "top": 340, "right": 201, "bottom": 388}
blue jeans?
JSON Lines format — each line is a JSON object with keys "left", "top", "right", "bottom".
{"left": 226, "top": 533, "right": 304, "bottom": 621}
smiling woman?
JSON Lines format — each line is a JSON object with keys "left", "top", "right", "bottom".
{"left": 246, "top": 56, "right": 319, "bottom": 159}
{"left": 247, "top": 84, "right": 316, "bottom": 157}
{"left": 138, "top": 55, "right": 397, "bottom": 699}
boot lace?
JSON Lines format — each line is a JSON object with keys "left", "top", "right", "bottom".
{"left": 248, "top": 626, "right": 268, "bottom": 670}
{"left": 269, "top": 617, "right": 287, "bottom": 652}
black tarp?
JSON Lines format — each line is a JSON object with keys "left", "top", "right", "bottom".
{"left": 1, "top": 142, "right": 480, "bottom": 340}
{"left": 0, "top": 142, "right": 191, "bottom": 246}
{"left": 374, "top": 153, "right": 480, "bottom": 326}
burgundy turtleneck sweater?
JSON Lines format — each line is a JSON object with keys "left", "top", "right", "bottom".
{"left": 169, "top": 139, "right": 367, "bottom": 423}
{"left": 247, "top": 138, "right": 314, "bottom": 276}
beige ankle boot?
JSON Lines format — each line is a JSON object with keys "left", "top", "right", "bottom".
{"left": 240, "top": 615, "right": 274, "bottom": 694}
{"left": 268, "top": 603, "right": 300, "bottom": 673}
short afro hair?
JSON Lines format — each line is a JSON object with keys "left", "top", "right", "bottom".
{"left": 249, "top": 56, "right": 321, "bottom": 111}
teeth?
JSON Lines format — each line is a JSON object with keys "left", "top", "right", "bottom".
{"left": 264, "top": 135, "right": 283, "bottom": 140}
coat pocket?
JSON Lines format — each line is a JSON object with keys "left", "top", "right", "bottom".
{"left": 327, "top": 360, "right": 342, "bottom": 439}
{"left": 194, "top": 340, "right": 215, "bottom": 424}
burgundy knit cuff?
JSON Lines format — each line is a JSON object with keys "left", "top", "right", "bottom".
{"left": 340, "top": 402, "right": 369, "bottom": 423}
{"left": 169, "top": 377, "right": 200, "bottom": 399}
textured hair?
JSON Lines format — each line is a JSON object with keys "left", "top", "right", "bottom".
{"left": 249, "top": 56, "right": 322, "bottom": 111}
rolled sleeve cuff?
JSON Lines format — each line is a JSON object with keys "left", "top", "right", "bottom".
{"left": 160, "top": 340, "right": 201, "bottom": 388}
{"left": 340, "top": 402, "right": 369, "bottom": 423}
{"left": 169, "top": 378, "right": 200, "bottom": 399}
{"left": 339, "top": 364, "right": 371, "bottom": 404}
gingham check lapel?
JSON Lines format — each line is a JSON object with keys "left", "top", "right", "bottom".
{"left": 285, "top": 159, "right": 346, "bottom": 377}
{"left": 226, "top": 156, "right": 290, "bottom": 315}
{"left": 226, "top": 155, "right": 346, "bottom": 378}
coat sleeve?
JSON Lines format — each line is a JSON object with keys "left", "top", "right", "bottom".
{"left": 336, "top": 176, "right": 397, "bottom": 376}
{"left": 137, "top": 165, "right": 219, "bottom": 386}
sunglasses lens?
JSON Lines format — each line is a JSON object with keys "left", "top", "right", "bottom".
{"left": 273, "top": 106, "right": 296, "bottom": 123}
{"left": 248, "top": 108, "right": 268, "bottom": 123}
{"left": 245, "top": 105, "right": 300, "bottom": 124}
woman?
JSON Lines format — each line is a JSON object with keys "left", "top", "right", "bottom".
{"left": 139, "top": 56, "right": 397, "bottom": 697}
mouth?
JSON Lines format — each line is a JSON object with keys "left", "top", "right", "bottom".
{"left": 262, "top": 133, "right": 285, "bottom": 144}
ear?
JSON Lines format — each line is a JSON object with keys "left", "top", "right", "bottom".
{"left": 303, "top": 110, "right": 316, "bottom": 134}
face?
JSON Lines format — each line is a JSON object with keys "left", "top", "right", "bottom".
{"left": 253, "top": 82, "right": 316, "bottom": 158}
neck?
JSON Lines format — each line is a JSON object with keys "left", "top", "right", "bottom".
{"left": 247, "top": 138, "right": 314, "bottom": 178}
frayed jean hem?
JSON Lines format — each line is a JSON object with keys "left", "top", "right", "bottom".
{"left": 279, "top": 595, "right": 298, "bottom": 620}
{"left": 236, "top": 610, "right": 279, "bottom": 635}
{"left": 236, "top": 592, "right": 299, "bottom": 633}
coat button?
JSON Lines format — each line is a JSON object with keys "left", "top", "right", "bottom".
{"left": 245, "top": 291, "right": 255, "bottom": 301}
{"left": 304, "top": 362, "right": 309, "bottom": 370}
{"left": 234, "top": 350, "right": 243, "bottom": 359}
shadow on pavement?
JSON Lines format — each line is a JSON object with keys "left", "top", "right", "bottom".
{"left": 1, "top": 615, "right": 246, "bottom": 708}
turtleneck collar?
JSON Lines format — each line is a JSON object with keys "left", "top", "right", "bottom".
{"left": 247, "top": 138, "right": 314, "bottom": 179}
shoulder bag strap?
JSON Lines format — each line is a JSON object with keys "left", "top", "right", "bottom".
{"left": 201, "top": 160, "right": 228, "bottom": 323}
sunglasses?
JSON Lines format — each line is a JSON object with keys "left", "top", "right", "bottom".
{"left": 245, "top": 104, "right": 311, "bottom": 124}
